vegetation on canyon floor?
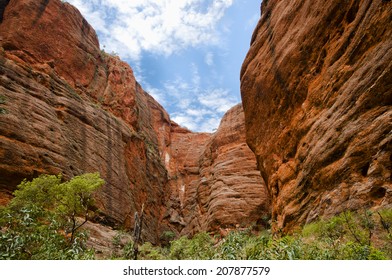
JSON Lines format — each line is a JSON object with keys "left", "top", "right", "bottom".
{"left": 115, "top": 208, "right": 391, "bottom": 260}
{"left": 0, "top": 173, "right": 391, "bottom": 260}
{"left": 0, "top": 173, "right": 104, "bottom": 259}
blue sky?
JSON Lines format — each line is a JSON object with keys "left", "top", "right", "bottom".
{"left": 66, "top": 0, "right": 260, "bottom": 132}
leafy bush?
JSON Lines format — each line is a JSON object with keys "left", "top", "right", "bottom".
{"left": 215, "top": 230, "right": 250, "bottom": 260}
{"left": 160, "top": 230, "right": 176, "bottom": 246}
{"left": 132, "top": 209, "right": 392, "bottom": 260}
{"left": 0, "top": 173, "right": 104, "bottom": 260}
{"left": 138, "top": 242, "right": 166, "bottom": 260}
{"left": 2, "top": 173, "right": 390, "bottom": 260}
{"left": 244, "top": 234, "right": 270, "bottom": 259}
{"left": 169, "top": 232, "right": 214, "bottom": 260}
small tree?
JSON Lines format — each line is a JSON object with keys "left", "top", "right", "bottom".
{"left": 0, "top": 172, "right": 104, "bottom": 259}
{"left": 52, "top": 173, "right": 105, "bottom": 243}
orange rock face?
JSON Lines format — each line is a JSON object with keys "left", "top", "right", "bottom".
{"left": 166, "top": 105, "right": 270, "bottom": 236}
{"left": 241, "top": 0, "right": 392, "bottom": 232}
{"left": 0, "top": 0, "right": 270, "bottom": 242}
{"left": 0, "top": 0, "right": 169, "bottom": 243}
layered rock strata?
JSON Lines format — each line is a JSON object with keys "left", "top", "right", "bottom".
{"left": 0, "top": 0, "right": 171, "bottom": 243}
{"left": 166, "top": 105, "right": 270, "bottom": 236}
{"left": 0, "top": 0, "right": 270, "bottom": 241}
{"left": 241, "top": 0, "right": 392, "bottom": 232}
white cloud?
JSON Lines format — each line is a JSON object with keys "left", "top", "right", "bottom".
{"left": 143, "top": 63, "right": 238, "bottom": 132}
{"left": 204, "top": 52, "right": 214, "bottom": 66}
{"left": 172, "top": 107, "right": 217, "bottom": 132}
{"left": 191, "top": 63, "right": 201, "bottom": 87}
{"left": 199, "top": 116, "right": 221, "bottom": 132}
{"left": 65, "top": 1, "right": 240, "bottom": 132}
{"left": 67, "top": 0, "right": 233, "bottom": 61}
{"left": 198, "top": 88, "right": 237, "bottom": 113}
{"left": 145, "top": 86, "right": 166, "bottom": 106}
{"left": 172, "top": 113, "right": 198, "bottom": 131}
{"left": 166, "top": 85, "right": 237, "bottom": 132}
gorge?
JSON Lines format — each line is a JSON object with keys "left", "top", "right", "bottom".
{"left": 0, "top": 0, "right": 391, "bottom": 247}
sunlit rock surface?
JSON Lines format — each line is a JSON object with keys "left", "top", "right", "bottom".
{"left": 241, "top": 0, "right": 392, "bottom": 232}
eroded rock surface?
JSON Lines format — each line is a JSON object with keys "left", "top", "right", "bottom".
{"left": 0, "top": 0, "right": 270, "bottom": 242}
{"left": 0, "top": 0, "right": 170, "bottom": 243}
{"left": 241, "top": 0, "right": 392, "bottom": 232}
{"left": 166, "top": 105, "right": 270, "bottom": 236}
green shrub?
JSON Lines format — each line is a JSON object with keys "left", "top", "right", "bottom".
{"left": 169, "top": 232, "right": 214, "bottom": 260}
{"left": 301, "top": 209, "right": 392, "bottom": 259}
{"left": 244, "top": 234, "right": 270, "bottom": 259}
{"left": 267, "top": 236, "right": 303, "bottom": 260}
{"left": 103, "top": 208, "right": 392, "bottom": 260}
{"left": 160, "top": 230, "right": 176, "bottom": 246}
{"left": 138, "top": 242, "right": 166, "bottom": 260}
{"left": 121, "top": 240, "right": 134, "bottom": 260}
{"left": 215, "top": 230, "right": 250, "bottom": 260}
{"left": 0, "top": 173, "right": 104, "bottom": 260}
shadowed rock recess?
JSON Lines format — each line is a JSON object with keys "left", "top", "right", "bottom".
{"left": 241, "top": 0, "right": 392, "bottom": 232}
{"left": 0, "top": 0, "right": 269, "bottom": 243}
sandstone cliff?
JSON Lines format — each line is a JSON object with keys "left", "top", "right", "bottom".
{"left": 0, "top": 0, "right": 172, "bottom": 243}
{"left": 165, "top": 104, "right": 270, "bottom": 236}
{"left": 0, "top": 0, "right": 269, "bottom": 242}
{"left": 241, "top": 0, "right": 392, "bottom": 232}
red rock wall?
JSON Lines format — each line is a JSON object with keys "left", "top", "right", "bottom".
{"left": 241, "top": 0, "right": 392, "bottom": 232}
{"left": 0, "top": 0, "right": 170, "bottom": 243}
{"left": 166, "top": 105, "right": 270, "bottom": 236}
{"left": 0, "top": 0, "right": 270, "bottom": 242}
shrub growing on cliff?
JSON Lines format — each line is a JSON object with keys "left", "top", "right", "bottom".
{"left": 0, "top": 173, "right": 104, "bottom": 260}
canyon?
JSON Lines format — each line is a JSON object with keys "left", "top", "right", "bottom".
{"left": 0, "top": 0, "right": 269, "bottom": 243}
{"left": 0, "top": 0, "right": 391, "bottom": 245}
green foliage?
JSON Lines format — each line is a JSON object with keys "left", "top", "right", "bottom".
{"left": 262, "top": 236, "right": 303, "bottom": 260}
{"left": 11, "top": 174, "right": 62, "bottom": 209}
{"left": 299, "top": 209, "right": 391, "bottom": 260}
{"left": 126, "top": 209, "right": 392, "bottom": 260}
{"left": 161, "top": 230, "right": 176, "bottom": 241}
{"left": 170, "top": 232, "right": 214, "bottom": 260}
{"left": 122, "top": 240, "right": 135, "bottom": 260}
{"left": 0, "top": 204, "right": 94, "bottom": 260}
{"left": 0, "top": 173, "right": 104, "bottom": 260}
{"left": 160, "top": 230, "right": 176, "bottom": 246}
{"left": 138, "top": 242, "right": 166, "bottom": 260}
{"left": 2, "top": 173, "right": 390, "bottom": 261}
{"left": 53, "top": 173, "right": 104, "bottom": 231}
{"left": 243, "top": 234, "right": 270, "bottom": 259}
{"left": 114, "top": 239, "right": 166, "bottom": 260}
{"left": 215, "top": 230, "right": 250, "bottom": 260}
